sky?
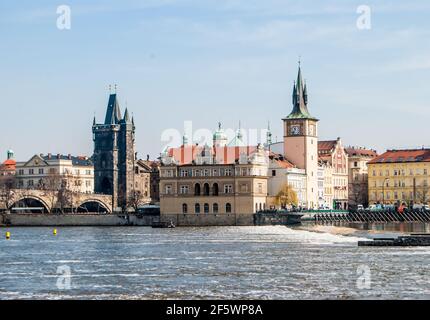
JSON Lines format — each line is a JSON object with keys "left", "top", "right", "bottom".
{"left": 1, "top": 0, "right": 430, "bottom": 161}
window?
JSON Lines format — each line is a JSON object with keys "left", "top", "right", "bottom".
{"left": 203, "top": 183, "right": 210, "bottom": 196}
{"left": 195, "top": 203, "right": 201, "bottom": 214}
{"left": 182, "top": 203, "right": 188, "bottom": 214}
{"left": 213, "top": 203, "right": 219, "bottom": 213}
{"left": 194, "top": 184, "right": 201, "bottom": 196}
{"left": 29, "top": 169, "right": 34, "bottom": 175}
{"left": 180, "top": 170, "right": 189, "bottom": 177}
{"left": 204, "top": 203, "right": 209, "bottom": 213}
{"left": 224, "top": 184, "right": 233, "bottom": 194}
{"left": 354, "top": 162, "right": 358, "bottom": 167}
{"left": 38, "top": 168, "right": 44, "bottom": 175}
{"left": 180, "top": 185, "right": 189, "bottom": 194}
{"left": 225, "top": 169, "right": 232, "bottom": 176}
{"left": 258, "top": 183, "right": 263, "bottom": 194}
{"left": 226, "top": 203, "right": 232, "bottom": 213}
{"left": 212, "top": 183, "right": 219, "bottom": 196}
{"left": 165, "top": 185, "right": 172, "bottom": 195}
{"left": 18, "top": 169, "right": 24, "bottom": 175}
{"left": 272, "top": 170, "right": 276, "bottom": 177}
{"left": 28, "top": 180, "right": 34, "bottom": 187}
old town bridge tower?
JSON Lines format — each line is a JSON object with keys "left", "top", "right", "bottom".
{"left": 93, "top": 93, "right": 136, "bottom": 210}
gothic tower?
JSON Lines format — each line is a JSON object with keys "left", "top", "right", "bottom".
{"left": 283, "top": 64, "right": 319, "bottom": 209}
{"left": 93, "top": 93, "right": 136, "bottom": 210}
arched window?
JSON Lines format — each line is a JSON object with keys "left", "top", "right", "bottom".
{"left": 194, "top": 183, "right": 201, "bottom": 196}
{"left": 259, "top": 203, "right": 263, "bottom": 211}
{"left": 213, "top": 203, "right": 219, "bottom": 213}
{"left": 182, "top": 203, "right": 188, "bottom": 214}
{"left": 212, "top": 183, "right": 219, "bottom": 196}
{"left": 204, "top": 203, "right": 210, "bottom": 213}
{"left": 255, "top": 203, "right": 258, "bottom": 213}
{"left": 195, "top": 203, "right": 200, "bottom": 214}
{"left": 203, "top": 183, "right": 210, "bottom": 196}
{"left": 226, "top": 203, "right": 232, "bottom": 213}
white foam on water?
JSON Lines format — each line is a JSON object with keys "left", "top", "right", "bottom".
{"left": 238, "top": 226, "right": 368, "bottom": 244}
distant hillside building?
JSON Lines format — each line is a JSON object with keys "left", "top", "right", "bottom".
{"left": 368, "top": 149, "right": 430, "bottom": 206}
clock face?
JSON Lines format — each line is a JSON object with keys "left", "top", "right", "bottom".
{"left": 290, "top": 125, "right": 301, "bottom": 136}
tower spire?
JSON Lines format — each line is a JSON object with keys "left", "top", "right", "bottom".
{"left": 104, "top": 92, "right": 122, "bottom": 125}
{"left": 285, "top": 61, "right": 317, "bottom": 120}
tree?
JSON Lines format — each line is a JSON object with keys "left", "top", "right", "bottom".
{"left": 39, "top": 170, "right": 63, "bottom": 213}
{"left": 0, "top": 175, "right": 16, "bottom": 212}
{"left": 128, "top": 190, "right": 145, "bottom": 212}
{"left": 275, "top": 184, "right": 299, "bottom": 208}
{"left": 416, "top": 186, "right": 429, "bottom": 205}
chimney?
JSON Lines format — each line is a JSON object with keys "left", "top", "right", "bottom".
{"left": 57, "top": 154, "right": 61, "bottom": 159}
{"left": 147, "top": 154, "right": 150, "bottom": 161}
{"left": 68, "top": 154, "right": 72, "bottom": 160}
{"left": 48, "top": 153, "right": 52, "bottom": 159}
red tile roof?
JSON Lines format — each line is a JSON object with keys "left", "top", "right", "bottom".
{"left": 167, "top": 145, "right": 257, "bottom": 165}
{"left": 318, "top": 140, "right": 337, "bottom": 152}
{"left": 368, "top": 149, "right": 430, "bottom": 164}
{"left": 269, "top": 153, "right": 295, "bottom": 168}
{"left": 345, "top": 147, "right": 378, "bottom": 158}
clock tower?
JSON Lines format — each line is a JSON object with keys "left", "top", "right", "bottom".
{"left": 283, "top": 64, "right": 319, "bottom": 209}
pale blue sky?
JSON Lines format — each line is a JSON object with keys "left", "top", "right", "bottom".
{"left": 1, "top": 0, "right": 430, "bottom": 161}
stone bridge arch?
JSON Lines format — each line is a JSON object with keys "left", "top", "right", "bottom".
{"left": 9, "top": 195, "right": 51, "bottom": 213}
{"left": 77, "top": 199, "right": 111, "bottom": 213}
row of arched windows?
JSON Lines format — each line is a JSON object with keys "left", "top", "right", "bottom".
{"left": 194, "top": 183, "right": 219, "bottom": 196}
{"left": 183, "top": 203, "right": 232, "bottom": 214}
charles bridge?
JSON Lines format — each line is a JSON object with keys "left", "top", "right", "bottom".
{"left": 0, "top": 189, "right": 112, "bottom": 213}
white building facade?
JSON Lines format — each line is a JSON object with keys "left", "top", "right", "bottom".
{"left": 16, "top": 153, "right": 94, "bottom": 194}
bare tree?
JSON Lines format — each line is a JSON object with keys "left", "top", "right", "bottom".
{"left": 0, "top": 175, "right": 16, "bottom": 212}
{"left": 57, "top": 177, "right": 74, "bottom": 214}
{"left": 416, "top": 186, "right": 429, "bottom": 205}
{"left": 39, "top": 171, "right": 62, "bottom": 213}
{"left": 128, "top": 190, "right": 145, "bottom": 212}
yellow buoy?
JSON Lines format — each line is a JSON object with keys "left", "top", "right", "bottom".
{"left": 6, "top": 231, "right": 11, "bottom": 240}
{"left": 53, "top": 229, "right": 57, "bottom": 236}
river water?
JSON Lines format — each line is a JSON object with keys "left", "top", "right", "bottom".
{"left": 0, "top": 223, "right": 429, "bottom": 300}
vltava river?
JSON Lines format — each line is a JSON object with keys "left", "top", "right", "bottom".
{"left": 1, "top": 224, "right": 429, "bottom": 299}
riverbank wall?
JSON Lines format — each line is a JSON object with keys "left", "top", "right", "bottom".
{"left": 1, "top": 213, "right": 158, "bottom": 227}
{"left": 1, "top": 213, "right": 255, "bottom": 227}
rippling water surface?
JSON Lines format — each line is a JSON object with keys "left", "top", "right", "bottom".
{"left": 1, "top": 224, "right": 429, "bottom": 300}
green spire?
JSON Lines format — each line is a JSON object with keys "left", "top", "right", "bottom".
{"left": 286, "top": 64, "right": 317, "bottom": 120}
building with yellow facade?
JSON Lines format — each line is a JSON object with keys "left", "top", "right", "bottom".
{"left": 368, "top": 149, "right": 430, "bottom": 206}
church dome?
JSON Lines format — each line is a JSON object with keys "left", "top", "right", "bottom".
{"left": 213, "top": 123, "right": 227, "bottom": 141}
